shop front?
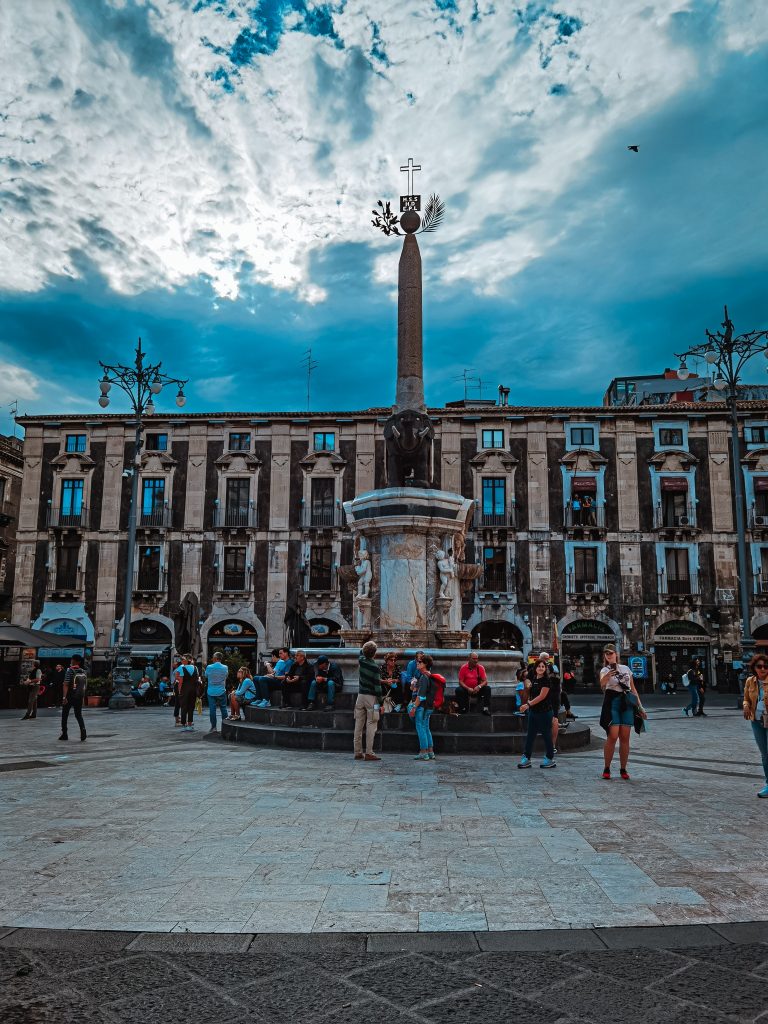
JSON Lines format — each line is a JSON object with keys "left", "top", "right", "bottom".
{"left": 129, "top": 618, "right": 173, "bottom": 682}
{"left": 560, "top": 618, "right": 619, "bottom": 691}
{"left": 652, "top": 619, "right": 712, "bottom": 689}
{"left": 33, "top": 613, "right": 93, "bottom": 706}
{"left": 206, "top": 620, "right": 260, "bottom": 670}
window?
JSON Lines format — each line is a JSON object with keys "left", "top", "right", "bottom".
{"left": 0, "top": 477, "right": 5, "bottom": 505}
{"left": 570, "top": 427, "right": 595, "bottom": 447}
{"left": 223, "top": 546, "right": 247, "bottom": 590}
{"left": 310, "top": 477, "right": 335, "bottom": 526}
{"left": 60, "top": 479, "right": 84, "bottom": 521}
{"left": 664, "top": 547, "right": 691, "bottom": 594}
{"left": 481, "top": 478, "right": 506, "bottom": 524}
{"left": 659, "top": 428, "right": 684, "bottom": 447}
{"left": 482, "top": 547, "right": 507, "bottom": 591}
{"left": 55, "top": 542, "right": 79, "bottom": 590}
{"left": 661, "top": 490, "right": 688, "bottom": 527}
{"left": 65, "top": 434, "right": 86, "bottom": 454}
{"left": 614, "top": 381, "right": 636, "bottom": 404}
{"left": 760, "top": 548, "right": 768, "bottom": 580}
{"left": 573, "top": 547, "right": 598, "bottom": 589}
{"left": 145, "top": 433, "right": 168, "bottom": 452}
{"left": 750, "top": 426, "right": 768, "bottom": 444}
{"left": 309, "top": 544, "right": 333, "bottom": 590}
{"left": 228, "top": 432, "right": 251, "bottom": 452}
{"left": 137, "top": 545, "right": 162, "bottom": 590}
{"left": 224, "top": 478, "right": 251, "bottom": 526}
{"left": 755, "top": 488, "right": 768, "bottom": 518}
{"left": 482, "top": 429, "right": 504, "bottom": 450}
{"left": 141, "top": 478, "right": 165, "bottom": 524}
{"left": 314, "top": 432, "right": 335, "bottom": 452}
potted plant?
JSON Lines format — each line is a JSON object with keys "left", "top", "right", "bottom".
{"left": 86, "top": 677, "right": 107, "bottom": 707}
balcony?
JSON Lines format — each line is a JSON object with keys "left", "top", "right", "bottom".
{"left": 564, "top": 503, "right": 606, "bottom": 531}
{"left": 217, "top": 568, "right": 251, "bottom": 593}
{"left": 304, "top": 568, "right": 337, "bottom": 593}
{"left": 479, "top": 564, "right": 514, "bottom": 593}
{"left": 658, "top": 573, "right": 700, "bottom": 599}
{"left": 46, "top": 568, "right": 82, "bottom": 595}
{"left": 749, "top": 507, "right": 768, "bottom": 532}
{"left": 474, "top": 506, "right": 517, "bottom": 529}
{"left": 213, "top": 504, "right": 258, "bottom": 529}
{"left": 138, "top": 506, "right": 172, "bottom": 530}
{"left": 653, "top": 503, "right": 697, "bottom": 531}
{"left": 567, "top": 571, "right": 608, "bottom": 597}
{"left": 755, "top": 576, "right": 768, "bottom": 600}
{"left": 133, "top": 568, "right": 167, "bottom": 594}
{"left": 47, "top": 506, "right": 89, "bottom": 529}
{"left": 301, "top": 507, "right": 343, "bottom": 530}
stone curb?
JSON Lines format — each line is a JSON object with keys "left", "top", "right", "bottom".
{"left": 1, "top": 921, "right": 766, "bottom": 952}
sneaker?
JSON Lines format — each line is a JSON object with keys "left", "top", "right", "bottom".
{"left": 553, "top": 747, "right": 558, "bottom": 755}
{"left": 414, "top": 753, "right": 430, "bottom": 760}
{"left": 541, "top": 757, "right": 556, "bottom": 769}
{"left": 427, "top": 752, "right": 436, "bottom": 760}
{"left": 208, "top": 727, "right": 218, "bottom": 734}
{"left": 174, "top": 721, "right": 182, "bottom": 727}
{"left": 305, "top": 702, "right": 315, "bottom": 711}
{"left": 620, "top": 768, "right": 630, "bottom": 781}
{"left": 517, "top": 756, "right": 532, "bottom": 769}
{"left": 758, "top": 785, "right": 768, "bottom": 798}
{"left": 683, "top": 708, "right": 689, "bottom": 716}
{"left": 513, "top": 710, "right": 526, "bottom": 717}
{"left": 602, "top": 767, "right": 611, "bottom": 780}
{"left": 481, "top": 707, "right": 490, "bottom": 716}
{"left": 258, "top": 700, "right": 271, "bottom": 709}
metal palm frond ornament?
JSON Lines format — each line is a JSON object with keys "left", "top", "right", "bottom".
{"left": 372, "top": 157, "right": 444, "bottom": 238}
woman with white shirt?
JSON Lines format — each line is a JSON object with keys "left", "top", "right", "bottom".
{"left": 742, "top": 653, "right": 768, "bottom": 798}
{"left": 599, "top": 644, "right": 646, "bottom": 781}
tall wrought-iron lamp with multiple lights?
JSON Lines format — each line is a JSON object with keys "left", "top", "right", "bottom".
{"left": 98, "top": 339, "right": 188, "bottom": 709}
{"left": 676, "top": 307, "right": 768, "bottom": 662}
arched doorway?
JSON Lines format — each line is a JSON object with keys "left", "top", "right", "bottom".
{"left": 206, "top": 619, "right": 261, "bottom": 671}
{"left": 560, "top": 618, "right": 619, "bottom": 690}
{"left": 470, "top": 620, "right": 523, "bottom": 650}
{"left": 129, "top": 618, "right": 173, "bottom": 682}
{"left": 653, "top": 619, "right": 712, "bottom": 689}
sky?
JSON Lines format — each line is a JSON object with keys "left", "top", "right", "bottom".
{"left": 1, "top": 0, "right": 767, "bottom": 428}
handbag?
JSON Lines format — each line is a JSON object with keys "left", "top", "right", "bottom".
{"left": 381, "top": 693, "right": 394, "bottom": 715}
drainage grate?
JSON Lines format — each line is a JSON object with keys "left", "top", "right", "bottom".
{"left": 0, "top": 760, "right": 54, "bottom": 773}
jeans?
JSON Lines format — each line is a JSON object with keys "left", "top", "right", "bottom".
{"left": 208, "top": 693, "right": 228, "bottom": 728}
{"left": 253, "top": 675, "right": 276, "bottom": 702}
{"left": 61, "top": 697, "right": 86, "bottom": 738}
{"left": 414, "top": 706, "right": 434, "bottom": 750}
{"left": 307, "top": 679, "right": 335, "bottom": 705}
{"left": 455, "top": 685, "right": 491, "bottom": 714}
{"left": 524, "top": 709, "right": 554, "bottom": 759}
{"left": 751, "top": 720, "right": 768, "bottom": 783}
{"left": 684, "top": 685, "right": 700, "bottom": 715}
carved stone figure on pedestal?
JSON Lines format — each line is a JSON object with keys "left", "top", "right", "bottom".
{"left": 355, "top": 549, "right": 372, "bottom": 598}
{"left": 435, "top": 548, "right": 456, "bottom": 599}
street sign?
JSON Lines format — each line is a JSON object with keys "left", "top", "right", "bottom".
{"left": 628, "top": 655, "right": 648, "bottom": 679}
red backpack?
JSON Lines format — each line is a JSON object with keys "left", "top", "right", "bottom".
{"left": 430, "top": 673, "right": 446, "bottom": 711}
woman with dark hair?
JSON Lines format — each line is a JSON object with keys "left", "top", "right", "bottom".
{"left": 410, "top": 653, "right": 437, "bottom": 761}
{"left": 599, "top": 644, "right": 646, "bottom": 780}
{"left": 177, "top": 654, "right": 198, "bottom": 732}
{"left": 380, "top": 652, "right": 404, "bottom": 710}
{"left": 517, "top": 658, "right": 556, "bottom": 769}
{"left": 743, "top": 653, "right": 768, "bottom": 798}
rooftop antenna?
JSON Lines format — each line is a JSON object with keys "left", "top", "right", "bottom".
{"left": 453, "top": 368, "right": 484, "bottom": 402}
{"left": 300, "top": 348, "right": 319, "bottom": 411}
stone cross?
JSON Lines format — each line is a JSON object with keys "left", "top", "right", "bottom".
{"left": 399, "top": 157, "right": 421, "bottom": 196}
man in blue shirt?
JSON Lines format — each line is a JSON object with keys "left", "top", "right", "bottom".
{"left": 255, "top": 647, "right": 293, "bottom": 708}
{"left": 205, "top": 651, "right": 229, "bottom": 732}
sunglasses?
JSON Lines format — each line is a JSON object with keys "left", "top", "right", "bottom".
{"left": 755, "top": 663, "right": 768, "bottom": 670}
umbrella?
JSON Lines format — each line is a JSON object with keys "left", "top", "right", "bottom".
{"left": 0, "top": 624, "right": 88, "bottom": 649}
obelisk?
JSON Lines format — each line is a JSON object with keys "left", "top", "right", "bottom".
{"left": 395, "top": 214, "right": 424, "bottom": 411}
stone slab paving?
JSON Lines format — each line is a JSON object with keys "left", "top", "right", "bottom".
{"left": 0, "top": 695, "right": 765, "bottom": 935}
{"left": 1, "top": 924, "right": 767, "bottom": 1023}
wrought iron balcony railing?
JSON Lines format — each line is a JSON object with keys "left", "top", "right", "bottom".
{"left": 217, "top": 569, "right": 251, "bottom": 592}
{"left": 479, "top": 565, "right": 514, "bottom": 593}
{"left": 134, "top": 568, "right": 168, "bottom": 593}
{"left": 658, "top": 572, "right": 700, "bottom": 597}
{"left": 567, "top": 571, "right": 608, "bottom": 596}
{"left": 47, "top": 568, "right": 82, "bottom": 594}
{"left": 653, "top": 503, "right": 697, "bottom": 529}
{"left": 301, "top": 507, "right": 343, "bottom": 529}
{"left": 474, "top": 506, "right": 517, "bottom": 529}
{"left": 47, "top": 506, "right": 89, "bottom": 529}
{"left": 138, "top": 506, "right": 172, "bottom": 529}
{"left": 213, "top": 505, "right": 258, "bottom": 529}
{"left": 564, "top": 503, "right": 606, "bottom": 529}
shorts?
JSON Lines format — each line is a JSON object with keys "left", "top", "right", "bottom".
{"left": 610, "top": 695, "right": 634, "bottom": 727}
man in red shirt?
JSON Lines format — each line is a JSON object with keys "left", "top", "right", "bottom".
{"left": 456, "top": 652, "right": 491, "bottom": 715}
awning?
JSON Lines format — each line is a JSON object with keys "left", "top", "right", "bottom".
{"left": 755, "top": 477, "right": 768, "bottom": 492}
{"left": 660, "top": 477, "right": 689, "bottom": 492}
{"left": 571, "top": 477, "right": 597, "bottom": 492}
{"left": 0, "top": 624, "right": 88, "bottom": 649}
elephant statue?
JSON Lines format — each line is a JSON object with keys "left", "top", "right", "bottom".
{"left": 383, "top": 408, "right": 434, "bottom": 487}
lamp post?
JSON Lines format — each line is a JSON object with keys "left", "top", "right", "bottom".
{"left": 98, "top": 339, "right": 187, "bottom": 709}
{"left": 675, "top": 306, "right": 768, "bottom": 663}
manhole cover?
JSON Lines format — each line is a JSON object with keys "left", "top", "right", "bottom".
{"left": 0, "top": 760, "right": 53, "bottom": 773}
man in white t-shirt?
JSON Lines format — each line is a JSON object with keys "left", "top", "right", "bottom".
{"left": 205, "top": 651, "right": 229, "bottom": 733}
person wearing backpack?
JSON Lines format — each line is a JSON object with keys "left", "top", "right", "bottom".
{"left": 410, "top": 653, "right": 438, "bottom": 761}
{"left": 59, "top": 654, "right": 87, "bottom": 742}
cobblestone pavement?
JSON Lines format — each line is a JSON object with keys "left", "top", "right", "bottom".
{"left": 0, "top": 694, "right": 765, "bottom": 934}
{"left": 1, "top": 924, "right": 767, "bottom": 1023}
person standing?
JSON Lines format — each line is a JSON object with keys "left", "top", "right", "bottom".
{"left": 690, "top": 658, "right": 707, "bottom": 717}
{"left": 517, "top": 658, "right": 556, "bottom": 769}
{"left": 742, "top": 653, "right": 768, "bottom": 798}
{"left": 171, "top": 658, "right": 183, "bottom": 726}
{"left": 204, "top": 650, "right": 229, "bottom": 733}
{"left": 177, "top": 654, "right": 198, "bottom": 731}
{"left": 411, "top": 653, "right": 437, "bottom": 760}
{"left": 683, "top": 664, "right": 700, "bottom": 717}
{"left": 599, "top": 644, "right": 646, "bottom": 780}
{"left": 455, "top": 652, "right": 491, "bottom": 715}
{"left": 21, "top": 660, "right": 43, "bottom": 720}
{"left": 51, "top": 662, "right": 66, "bottom": 708}
{"left": 59, "top": 655, "right": 87, "bottom": 742}
{"left": 354, "top": 640, "right": 382, "bottom": 762}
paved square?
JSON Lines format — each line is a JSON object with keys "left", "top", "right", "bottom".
{"left": 0, "top": 696, "right": 765, "bottom": 934}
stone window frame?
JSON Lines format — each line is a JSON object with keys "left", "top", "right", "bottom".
{"left": 228, "top": 431, "right": 252, "bottom": 453}
{"left": 138, "top": 449, "right": 179, "bottom": 522}
{"left": 214, "top": 538, "right": 254, "bottom": 592}
{"left": 313, "top": 431, "right": 336, "bottom": 453}
{"left": 64, "top": 432, "right": 87, "bottom": 454}
{"left": 468, "top": 449, "right": 518, "bottom": 524}
{"left": 145, "top": 431, "right": 169, "bottom": 452}
{"left": 566, "top": 421, "right": 600, "bottom": 452}
{"left": 653, "top": 420, "right": 689, "bottom": 452}
{"left": 298, "top": 448, "right": 348, "bottom": 527}
{"left": 480, "top": 427, "right": 505, "bottom": 451}
{"left": 745, "top": 420, "right": 768, "bottom": 450}
{"left": 214, "top": 452, "right": 262, "bottom": 518}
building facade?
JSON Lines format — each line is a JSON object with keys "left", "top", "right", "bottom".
{"left": 0, "top": 433, "right": 24, "bottom": 620}
{"left": 13, "top": 398, "right": 768, "bottom": 688}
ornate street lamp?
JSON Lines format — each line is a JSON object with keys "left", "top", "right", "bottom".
{"left": 98, "top": 339, "right": 188, "bottom": 709}
{"left": 676, "top": 306, "right": 768, "bottom": 660}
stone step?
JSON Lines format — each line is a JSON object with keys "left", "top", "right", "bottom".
{"left": 256, "top": 692, "right": 534, "bottom": 713}
{"left": 222, "top": 718, "right": 591, "bottom": 755}
{"left": 242, "top": 705, "right": 537, "bottom": 734}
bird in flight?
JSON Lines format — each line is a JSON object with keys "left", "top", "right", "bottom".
{"left": 627, "top": 145, "right": 639, "bottom": 152}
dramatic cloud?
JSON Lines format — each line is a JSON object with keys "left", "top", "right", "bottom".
{"left": 0, "top": 1, "right": 767, "bottom": 412}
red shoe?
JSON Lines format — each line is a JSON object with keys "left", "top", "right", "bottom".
{"left": 601, "top": 767, "right": 611, "bottom": 780}
{"left": 620, "top": 768, "right": 630, "bottom": 781}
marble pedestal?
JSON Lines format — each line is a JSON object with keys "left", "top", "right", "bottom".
{"left": 342, "top": 487, "right": 474, "bottom": 648}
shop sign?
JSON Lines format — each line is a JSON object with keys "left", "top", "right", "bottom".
{"left": 223, "top": 623, "right": 243, "bottom": 636}
{"left": 628, "top": 655, "right": 648, "bottom": 678}
{"left": 209, "top": 620, "right": 257, "bottom": 638}
{"left": 653, "top": 635, "right": 712, "bottom": 644}
{"left": 655, "top": 620, "right": 709, "bottom": 637}
{"left": 310, "top": 623, "right": 330, "bottom": 636}
{"left": 562, "top": 619, "right": 615, "bottom": 640}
